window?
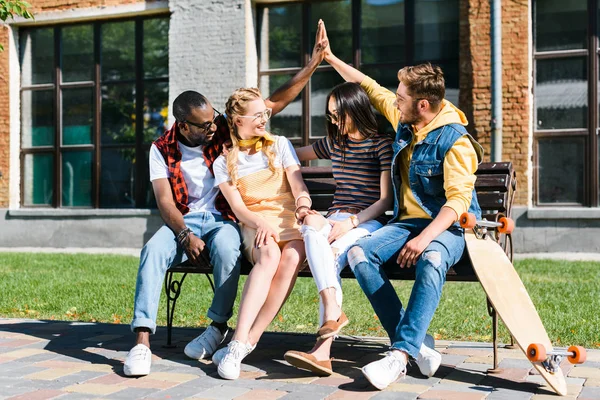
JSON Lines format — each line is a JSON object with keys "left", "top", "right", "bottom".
{"left": 19, "top": 16, "right": 169, "bottom": 208}
{"left": 256, "top": 0, "right": 459, "bottom": 160}
{"left": 533, "top": 0, "right": 599, "bottom": 206}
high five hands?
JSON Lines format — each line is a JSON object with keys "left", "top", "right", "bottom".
{"left": 312, "top": 19, "right": 330, "bottom": 63}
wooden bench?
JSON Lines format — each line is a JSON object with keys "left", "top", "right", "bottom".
{"left": 164, "top": 162, "right": 517, "bottom": 371}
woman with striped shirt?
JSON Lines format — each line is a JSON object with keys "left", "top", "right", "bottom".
{"left": 285, "top": 82, "right": 394, "bottom": 375}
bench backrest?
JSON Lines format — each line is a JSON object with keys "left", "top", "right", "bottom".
{"left": 301, "top": 162, "right": 517, "bottom": 221}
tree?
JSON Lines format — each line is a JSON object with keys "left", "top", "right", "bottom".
{"left": 0, "top": 0, "right": 34, "bottom": 51}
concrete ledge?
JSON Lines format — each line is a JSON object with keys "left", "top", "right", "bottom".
{"left": 7, "top": 208, "right": 159, "bottom": 218}
{"left": 527, "top": 207, "right": 600, "bottom": 219}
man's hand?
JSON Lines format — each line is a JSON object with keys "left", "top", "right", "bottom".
{"left": 320, "top": 20, "right": 332, "bottom": 61}
{"left": 396, "top": 234, "right": 432, "bottom": 268}
{"left": 184, "top": 234, "right": 207, "bottom": 266}
{"left": 311, "top": 19, "right": 329, "bottom": 64}
{"left": 327, "top": 218, "right": 353, "bottom": 243}
{"left": 255, "top": 219, "right": 280, "bottom": 248}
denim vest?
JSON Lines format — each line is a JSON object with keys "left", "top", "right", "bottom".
{"left": 390, "top": 122, "right": 484, "bottom": 225}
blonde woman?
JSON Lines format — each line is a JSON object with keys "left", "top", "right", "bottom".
{"left": 211, "top": 87, "right": 312, "bottom": 380}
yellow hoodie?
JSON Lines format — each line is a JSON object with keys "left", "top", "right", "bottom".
{"left": 361, "top": 76, "right": 479, "bottom": 220}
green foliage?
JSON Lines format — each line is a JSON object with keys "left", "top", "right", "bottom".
{"left": 0, "top": 253, "right": 598, "bottom": 348}
{"left": 0, "top": 1, "right": 34, "bottom": 51}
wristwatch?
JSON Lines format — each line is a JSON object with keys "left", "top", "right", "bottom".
{"left": 350, "top": 215, "right": 360, "bottom": 228}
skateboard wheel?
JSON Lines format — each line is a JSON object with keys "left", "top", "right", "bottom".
{"left": 567, "top": 346, "right": 587, "bottom": 364}
{"left": 497, "top": 216, "right": 515, "bottom": 234}
{"left": 527, "top": 343, "right": 547, "bottom": 362}
{"left": 460, "top": 213, "right": 476, "bottom": 229}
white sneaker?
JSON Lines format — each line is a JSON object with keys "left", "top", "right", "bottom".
{"left": 123, "top": 344, "right": 152, "bottom": 376}
{"left": 213, "top": 342, "right": 256, "bottom": 366}
{"left": 362, "top": 350, "right": 407, "bottom": 390}
{"left": 416, "top": 334, "right": 442, "bottom": 377}
{"left": 184, "top": 325, "right": 228, "bottom": 360}
{"left": 217, "top": 340, "right": 255, "bottom": 380}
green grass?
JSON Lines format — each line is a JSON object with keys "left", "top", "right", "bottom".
{"left": 0, "top": 252, "right": 598, "bottom": 348}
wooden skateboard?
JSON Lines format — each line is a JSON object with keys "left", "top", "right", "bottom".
{"left": 459, "top": 213, "right": 586, "bottom": 396}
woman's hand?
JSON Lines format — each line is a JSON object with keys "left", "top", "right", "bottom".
{"left": 296, "top": 207, "right": 312, "bottom": 224}
{"left": 327, "top": 217, "right": 354, "bottom": 243}
{"left": 254, "top": 219, "right": 280, "bottom": 248}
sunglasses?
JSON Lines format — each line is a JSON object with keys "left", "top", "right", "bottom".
{"left": 326, "top": 112, "right": 339, "bottom": 123}
{"left": 181, "top": 109, "right": 222, "bottom": 132}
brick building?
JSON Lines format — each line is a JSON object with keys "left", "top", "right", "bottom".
{"left": 1, "top": 0, "right": 598, "bottom": 252}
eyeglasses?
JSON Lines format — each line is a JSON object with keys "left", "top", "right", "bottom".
{"left": 181, "top": 109, "right": 222, "bottom": 132}
{"left": 326, "top": 112, "right": 339, "bottom": 123}
{"left": 238, "top": 108, "right": 272, "bottom": 122}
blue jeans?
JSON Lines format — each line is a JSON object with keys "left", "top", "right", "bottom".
{"left": 348, "top": 218, "right": 465, "bottom": 359}
{"left": 131, "top": 212, "right": 242, "bottom": 334}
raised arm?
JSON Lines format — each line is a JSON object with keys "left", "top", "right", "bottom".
{"left": 321, "top": 21, "right": 400, "bottom": 129}
{"left": 265, "top": 20, "right": 328, "bottom": 116}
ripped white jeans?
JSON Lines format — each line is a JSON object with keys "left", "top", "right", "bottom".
{"left": 299, "top": 211, "right": 382, "bottom": 325}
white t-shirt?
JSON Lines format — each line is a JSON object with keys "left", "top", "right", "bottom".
{"left": 149, "top": 143, "right": 220, "bottom": 214}
{"left": 213, "top": 136, "right": 300, "bottom": 186}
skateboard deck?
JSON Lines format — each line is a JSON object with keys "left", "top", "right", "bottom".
{"left": 463, "top": 229, "right": 568, "bottom": 396}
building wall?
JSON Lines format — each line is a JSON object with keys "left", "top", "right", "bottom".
{"left": 460, "top": 0, "right": 530, "bottom": 206}
{"left": 0, "top": 26, "right": 9, "bottom": 208}
{"left": 168, "top": 0, "right": 252, "bottom": 118}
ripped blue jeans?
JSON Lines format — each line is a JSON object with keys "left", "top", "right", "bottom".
{"left": 348, "top": 218, "right": 465, "bottom": 359}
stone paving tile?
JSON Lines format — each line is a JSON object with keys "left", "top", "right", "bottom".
{"left": 62, "top": 383, "right": 127, "bottom": 396}
{"left": 24, "top": 367, "right": 81, "bottom": 380}
{"left": 278, "top": 382, "right": 338, "bottom": 396}
{"left": 499, "top": 358, "right": 536, "bottom": 369}
{"left": 418, "top": 390, "right": 487, "bottom": 400}
{"left": 194, "top": 385, "right": 251, "bottom": 399}
{"left": 440, "top": 354, "right": 469, "bottom": 367}
{"left": 570, "top": 367, "right": 600, "bottom": 379}
{"left": 0, "top": 339, "right": 42, "bottom": 348}
{"left": 52, "top": 393, "right": 102, "bottom": 400}
{"left": 6, "top": 389, "right": 64, "bottom": 400}
{"left": 439, "top": 369, "right": 487, "bottom": 386}
{"left": 98, "top": 386, "right": 160, "bottom": 399}
{"left": 0, "top": 385, "right": 38, "bottom": 398}
{"left": 579, "top": 387, "right": 600, "bottom": 399}
{"left": 223, "top": 376, "right": 287, "bottom": 391}
{"left": 486, "top": 388, "right": 535, "bottom": 400}
{"left": 585, "top": 379, "right": 600, "bottom": 387}
{"left": 325, "top": 388, "right": 378, "bottom": 400}
{"left": 0, "top": 365, "right": 47, "bottom": 378}
{"left": 372, "top": 392, "right": 418, "bottom": 400}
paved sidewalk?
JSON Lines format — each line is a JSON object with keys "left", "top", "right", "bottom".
{"left": 0, "top": 319, "right": 598, "bottom": 399}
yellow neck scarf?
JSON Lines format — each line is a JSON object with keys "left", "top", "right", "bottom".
{"left": 238, "top": 132, "right": 275, "bottom": 151}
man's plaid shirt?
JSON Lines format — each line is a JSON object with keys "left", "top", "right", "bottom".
{"left": 153, "top": 115, "right": 236, "bottom": 221}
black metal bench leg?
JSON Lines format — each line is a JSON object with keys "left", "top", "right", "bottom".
{"left": 163, "top": 271, "right": 188, "bottom": 348}
{"left": 487, "top": 298, "right": 502, "bottom": 374}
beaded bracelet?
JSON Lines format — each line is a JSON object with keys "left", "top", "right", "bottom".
{"left": 176, "top": 227, "right": 193, "bottom": 247}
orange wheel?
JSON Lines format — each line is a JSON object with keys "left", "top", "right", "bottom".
{"left": 460, "top": 213, "right": 477, "bottom": 229}
{"left": 567, "top": 346, "right": 587, "bottom": 364}
{"left": 497, "top": 217, "right": 515, "bottom": 234}
{"left": 527, "top": 343, "right": 547, "bottom": 362}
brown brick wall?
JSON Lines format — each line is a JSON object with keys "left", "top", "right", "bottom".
{"left": 28, "top": 0, "right": 146, "bottom": 13}
{"left": 460, "top": 0, "right": 530, "bottom": 206}
{"left": 0, "top": 26, "right": 9, "bottom": 208}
